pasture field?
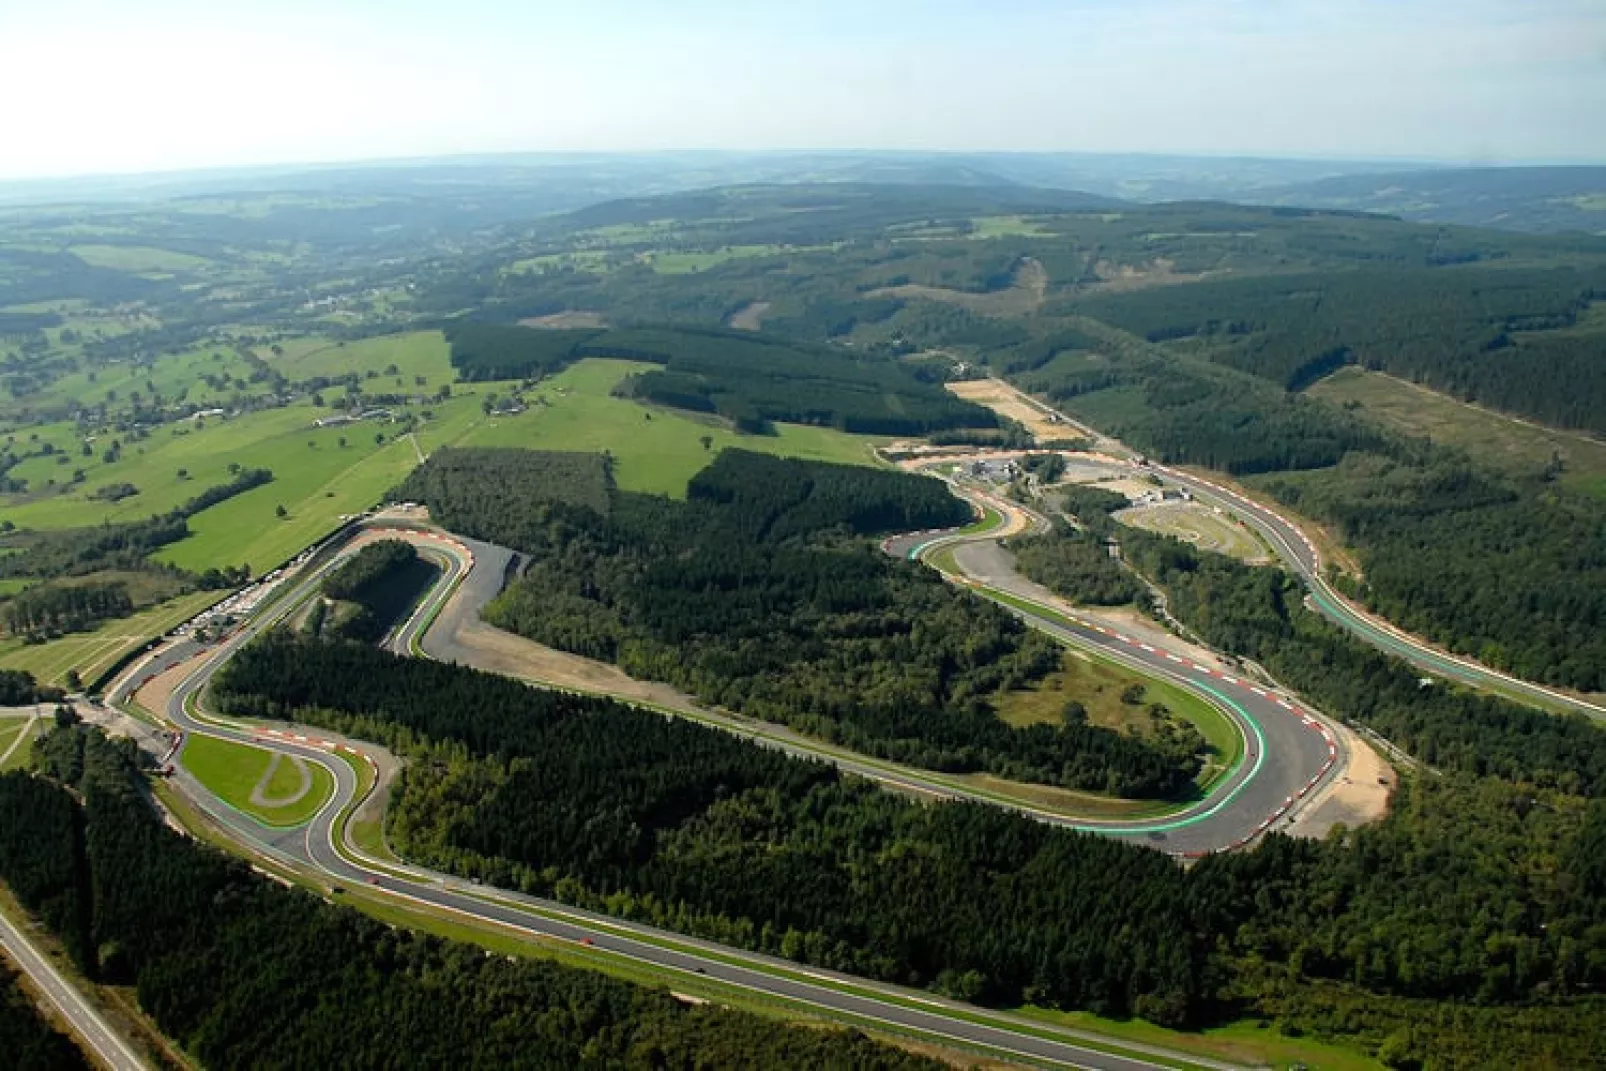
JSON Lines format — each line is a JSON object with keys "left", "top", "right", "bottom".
{"left": 453, "top": 359, "right": 890, "bottom": 496}
{"left": 1310, "top": 366, "right": 1606, "bottom": 499}
{"left": 68, "top": 244, "right": 211, "bottom": 273}
{"left": 1115, "top": 501, "right": 1269, "bottom": 563}
{"left": 0, "top": 719, "right": 42, "bottom": 772}
{"left": 154, "top": 429, "right": 420, "bottom": 573}
{"left": 644, "top": 245, "right": 816, "bottom": 273}
{"left": 257, "top": 330, "right": 453, "bottom": 385}
{"left": 5, "top": 404, "right": 393, "bottom": 532}
{"left": 0, "top": 589, "right": 223, "bottom": 688}
{"left": 180, "top": 734, "right": 333, "bottom": 826}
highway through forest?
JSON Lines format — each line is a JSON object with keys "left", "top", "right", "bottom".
{"left": 100, "top": 520, "right": 1233, "bottom": 1071}
{"left": 992, "top": 378, "right": 1606, "bottom": 720}
{"left": 0, "top": 904, "right": 148, "bottom": 1070}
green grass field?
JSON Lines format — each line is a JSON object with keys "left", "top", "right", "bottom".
{"left": 1015, "top": 1005, "right": 1381, "bottom": 1071}
{"left": 257, "top": 330, "right": 453, "bottom": 386}
{"left": 0, "top": 719, "right": 42, "bottom": 773}
{"left": 180, "top": 734, "right": 334, "bottom": 826}
{"left": 0, "top": 590, "right": 223, "bottom": 688}
{"left": 68, "top": 244, "right": 211, "bottom": 273}
{"left": 452, "top": 359, "right": 890, "bottom": 496}
{"left": 6, "top": 345, "right": 889, "bottom": 574}
{"left": 981, "top": 589, "right": 1242, "bottom": 786}
{"left": 1310, "top": 366, "right": 1606, "bottom": 499}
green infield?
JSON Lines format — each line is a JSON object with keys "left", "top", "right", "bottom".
{"left": 452, "top": 359, "right": 890, "bottom": 497}
{"left": 978, "top": 589, "right": 1243, "bottom": 788}
{"left": 180, "top": 734, "right": 334, "bottom": 827}
{"left": 0, "top": 590, "right": 223, "bottom": 688}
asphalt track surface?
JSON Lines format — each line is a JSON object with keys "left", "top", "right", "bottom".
{"left": 0, "top": 905, "right": 148, "bottom": 1070}
{"left": 995, "top": 378, "right": 1606, "bottom": 719}
{"left": 103, "top": 521, "right": 1225, "bottom": 1071}
{"left": 885, "top": 491, "right": 1337, "bottom": 855}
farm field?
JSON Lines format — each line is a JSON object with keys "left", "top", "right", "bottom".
{"left": 453, "top": 359, "right": 890, "bottom": 496}
{"left": 179, "top": 733, "right": 334, "bottom": 826}
{"left": 6, "top": 404, "right": 398, "bottom": 530}
{"left": 0, "top": 589, "right": 223, "bottom": 688}
{"left": 257, "top": 330, "right": 454, "bottom": 386}
{"left": 154, "top": 429, "right": 420, "bottom": 573}
{"left": 1310, "top": 366, "right": 1606, "bottom": 499}
{"left": 68, "top": 243, "right": 212, "bottom": 273}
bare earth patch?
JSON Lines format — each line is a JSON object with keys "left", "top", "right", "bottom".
{"left": 1089, "top": 257, "right": 1212, "bottom": 292}
{"left": 517, "top": 311, "right": 607, "bottom": 329}
{"left": 946, "top": 380, "right": 1088, "bottom": 442}
{"left": 1285, "top": 724, "right": 1393, "bottom": 838}
{"left": 451, "top": 617, "right": 703, "bottom": 713}
{"left": 727, "top": 300, "right": 771, "bottom": 331}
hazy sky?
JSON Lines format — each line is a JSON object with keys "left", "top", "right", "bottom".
{"left": 0, "top": 0, "right": 1601, "bottom": 180}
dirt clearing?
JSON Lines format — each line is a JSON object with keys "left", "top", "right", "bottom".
{"left": 946, "top": 379, "right": 1093, "bottom": 443}
{"left": 517, "top": 311, "right": 608, "bottom": 329}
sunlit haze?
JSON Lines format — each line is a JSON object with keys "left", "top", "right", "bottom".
{"left": 1, "top": 0, "right": 1602, "bottom": 180}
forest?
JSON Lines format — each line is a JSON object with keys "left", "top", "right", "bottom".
{"left": 0, "top": 727, "right": 943, "bottom": 1071}
{"left": 1061, "top": 265, "right": 1606, "bottom": 432}
{"left": 211, "top": 633, "right": 1606, "bottom": 1066}
{"left": 313, "top": 539, "right": 435, "bottom": 643}
{"left": 400, "top": 447, "right": 1200, "bottom": 797}
{"left": 214, "top": 632, "right": 1210, "bottom": 1023}
{"left": 444, "top": 320, "right": 997, "bottom": 435}
{"left": 1021, "top": 344, "right": 1606, "bottom": 692}
{"left": 0, "top": 579, "right": 132, "bottom": 637}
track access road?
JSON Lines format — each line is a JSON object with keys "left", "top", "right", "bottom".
{"left": 105, "top": 521, "right": 1231, "bottom": 1071}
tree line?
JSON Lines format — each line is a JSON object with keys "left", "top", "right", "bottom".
{"left": 402, "top": 447, "right": 1200, "bottom": 798}
{"left": 0, "top": 727, "right": 944, "bottom": 1071}
{"left": 211, "top": 632, "right": 1606, "bottom": 1066}
{"left": 1062, "top": 265, "right": 1606, "bottom": 433}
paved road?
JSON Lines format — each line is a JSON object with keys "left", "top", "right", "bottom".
{"left": 102, "top": 524, "right": 1231, "bottom": 1071}
{"left": 887, "top": 490, "right": 1338, "bottom": 855}
{"left": 1147, "top": 464, "right": 1606, "bottom": 719}
{"left": 0, "top": 906, "right": 149, "bottom": 1070}
{"left": 993, "top": 376, "right": 1606, "bottom": 719}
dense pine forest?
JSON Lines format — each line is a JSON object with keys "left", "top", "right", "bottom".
{"left": 0, "top": 968, "right": 87, "bottom": 1071}
{"left": 210, "top": 632, "right": 1606, "bottom": 1066}
{"left": 0, "top": 728, "right": 943, "bottom": 1071}
{"left": 393, "top": 447, "right": 1201, "bottom": 797}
